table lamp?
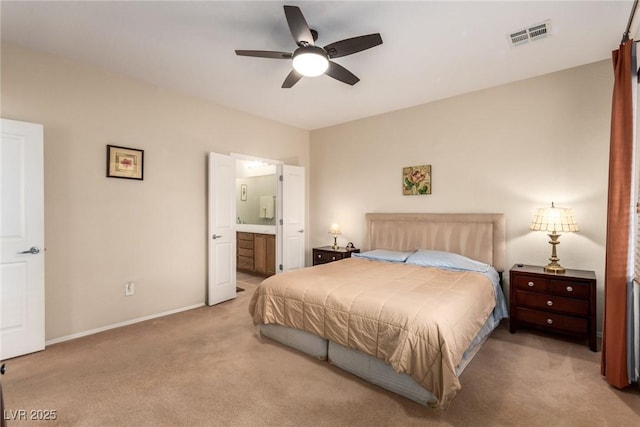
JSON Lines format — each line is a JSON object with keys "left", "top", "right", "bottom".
{"left": 529, "top": 202, "right": 579, "bottom": 273}
{"left": 329, "top": 224, "right": 341, "bottom": 250}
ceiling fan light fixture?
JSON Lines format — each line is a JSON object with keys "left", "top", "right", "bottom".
{"left": 292, "top": 47, "right": 328, "bottom": 77}
{"left": 235, "top": 5, "right": 382, "bottom": 87}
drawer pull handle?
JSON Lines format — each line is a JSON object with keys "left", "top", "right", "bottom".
{"left": 331, "top": 256, "right": 336, "bottom": 260}
{"left": 317, "top": 254, "right": 322, "bottom": 258}
{"left": 547, "top": 300, "right": 553, "bottom": 306}
{"left": 527, "top": 281, "right": 535, "bottom": 287}
{"left": 547, "top": 318, "right": 553, "bottom": 325}
{"left": 566, "top": 286, "right": 573, "bottom": 292}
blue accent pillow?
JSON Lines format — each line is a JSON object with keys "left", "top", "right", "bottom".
{"left": 351, "top": 249, "right": 415, "bottom": 263}
{"left": 405, "top": 249, "right": 490, "bottom": 272}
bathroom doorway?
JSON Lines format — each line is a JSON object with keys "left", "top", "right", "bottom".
{"left": 207, "top": 152, "right": 305, "bottom": 305}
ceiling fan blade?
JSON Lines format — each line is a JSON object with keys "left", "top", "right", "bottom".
{"left": 282, "top": 70, "right": 303, "bottom": 88}
{"left": 235, "top": 50, "right": 292, "bottom": 59}
{"left": 324, "top": 33, "right": 383, "bottom": 58}
{"left": 325, "top": 61, "right": 360, "bottom": 85}
{"left": 284, "top": 5, "right": 314, "bottom": 45}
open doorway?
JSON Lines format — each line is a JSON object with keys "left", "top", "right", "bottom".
{"left": 233, "top": 154, "right": 281, "bottom": 281}
{"left": 207, "top": 152, "right": 305, "bottom": 305}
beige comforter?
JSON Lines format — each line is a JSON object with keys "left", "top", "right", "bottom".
{"left": 249, "top": 258, "right": 497, "bottom": 408}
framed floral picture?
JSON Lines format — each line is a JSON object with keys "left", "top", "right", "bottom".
{"left": 106, "top": 145, "right": 144, "bottom": 180}
{"left": 403, "top": 165, "right": 431, "bottom": 195}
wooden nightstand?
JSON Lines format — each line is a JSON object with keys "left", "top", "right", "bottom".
{"left": 509, "top": 264, "right": 597, "bottom": 351}
{"left": 312, "top": 246, "right": 360, "bottom": 266}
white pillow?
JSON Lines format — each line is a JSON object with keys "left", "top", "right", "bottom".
{"left": 351, "top": 249, "right": 415, "bottom": 263}
{"left": 405, "top": 249, "right": 490, "bottom": 272}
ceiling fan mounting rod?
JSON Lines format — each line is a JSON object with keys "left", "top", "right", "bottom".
{"left": 298, "top": 30, "right": 318, "bottom": 47}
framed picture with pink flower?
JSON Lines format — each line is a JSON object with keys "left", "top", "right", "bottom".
{"left": 403, "top": 164, "right": 431, "bottom": 195}
{"left": 106, "top": 145, "right": 144, "bottom": 180}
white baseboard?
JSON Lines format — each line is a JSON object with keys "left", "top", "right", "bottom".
{"left": 45, "top": 303, "right": 205, "bottom": 346}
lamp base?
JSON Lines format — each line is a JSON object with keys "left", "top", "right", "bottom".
{"left": 332, "top": 235, "right": 339, "bottom": 250}
{"left": 544, "top": 262, "right": 565, "bottom": 274}
{"left": 544, "top": 232, "right": 565, "bottom": 273}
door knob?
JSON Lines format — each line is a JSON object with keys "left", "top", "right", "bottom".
{"left": 212, "top": 235, "right": 222, "bottom": 239}
{"left": 18, "top": 246, "right": 40, "bottom": 255}
{"left": 298, "top": 229, "right": 304, "bottom": 233}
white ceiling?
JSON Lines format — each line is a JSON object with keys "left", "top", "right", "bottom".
{"left": 1, "top": 1, "right": 636, "bottom": 130}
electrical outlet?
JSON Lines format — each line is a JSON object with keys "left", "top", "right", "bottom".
{"left": 125, "top": 282, "right": 135, "bottom": 296}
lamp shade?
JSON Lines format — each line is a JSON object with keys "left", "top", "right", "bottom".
{"left": 529, "top": 202, "right": 579, "bottom": 233}
{"left": 329, "top": 224, "right": 341, "bottom": 235}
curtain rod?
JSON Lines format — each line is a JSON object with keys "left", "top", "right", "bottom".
{"left": 622, "top": 0, "right": 639, "bottom": 44}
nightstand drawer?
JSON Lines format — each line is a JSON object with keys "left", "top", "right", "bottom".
{"left": 548, "top": 279, "right": 589, "bottom": 298}
{"left": 314, "top": 250, "right": 344, "bottom": 264}
{"left": 312, "top": 246, "right": 360, "bottom": 266}
{"left": 513, "top": 275, "right": 549, "bottom": 292}
{"left": 516, "top": 291, "right": 588, "bottom": 316}
{"left": 516, "top": 307, "right": 588, "bottom": 335}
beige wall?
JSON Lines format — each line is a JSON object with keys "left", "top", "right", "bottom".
{"left": 310, "top": 60, "right": 612, "bottom": 332}
{"left": 1, "top": 41, "right": 613, "bottom": 340}
{"left": 1, "top": 44, "right": 309, "bottom": 341}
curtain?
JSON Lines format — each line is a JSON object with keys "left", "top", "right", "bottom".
{"left": 602, "top": 40, "right": 636, "bottom": 388}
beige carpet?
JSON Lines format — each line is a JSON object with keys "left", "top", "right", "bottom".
{"left": 2, "top": 273, "right": 639, "bottom": 426}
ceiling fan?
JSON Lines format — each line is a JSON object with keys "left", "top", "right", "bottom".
{"left": 235, "top": 5, "right": 383, "bottom": 88}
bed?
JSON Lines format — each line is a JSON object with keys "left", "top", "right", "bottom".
{"left": 249, "top": 213, "right": 507, "bottom": 409}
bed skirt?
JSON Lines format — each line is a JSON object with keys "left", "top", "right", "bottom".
{"left": 258, "top": 311, "right": 498, "bottom": 407}
{"left": 328, "top": 340, "right": 437, "bottom": 406}
{"left": 260, "top": 323, "right": 328, "bottom": 360}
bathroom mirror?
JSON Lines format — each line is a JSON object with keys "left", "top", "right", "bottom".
{"left": 235, "top": 161, "right": 276, "bottom": 226}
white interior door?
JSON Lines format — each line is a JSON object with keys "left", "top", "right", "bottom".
{"left": 278, "top": 164, "right": 305, "bottom": 272}
{"left": 207, "top": 153, "right": 236, "bottom": 306}
{"left": 1, "top": 118, "right": 45, "bottom": 360}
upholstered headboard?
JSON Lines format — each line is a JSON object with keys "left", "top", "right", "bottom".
{"left": 365, "top": 213, "right": 506, "bottom": 272}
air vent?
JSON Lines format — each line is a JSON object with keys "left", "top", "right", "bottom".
{"left": 507, "top": 20, "right": 551, "bottom": 47}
